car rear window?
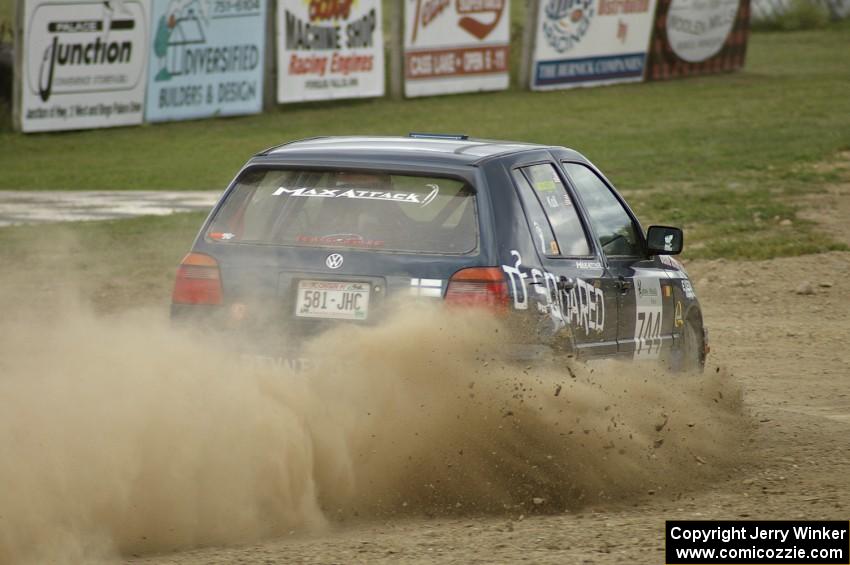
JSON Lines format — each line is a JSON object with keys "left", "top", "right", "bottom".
{"left": 206, "top": 169, "right": 478, "bottom": 254}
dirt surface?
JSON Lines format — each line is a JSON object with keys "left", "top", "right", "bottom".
{"left": 2, "top": 167, "right": 847, "bottom": 564}
{"left": 797, "top": 151, "right": 850, "bottom": 248}
{"left": 121, "top": 265, "right": 850, "bottom": 563}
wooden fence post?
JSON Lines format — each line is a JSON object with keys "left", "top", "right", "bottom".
{"left": 12, "top": 0, "right": 23, "bottom": 131}
{"left": 264, "top": 0, "right": 277, "bottom": 111}
{"left": 389, "top": 0, "right": 403, "bottom": 99}
{"left": 518, "top": 0, "right": 539, "bottom": 90}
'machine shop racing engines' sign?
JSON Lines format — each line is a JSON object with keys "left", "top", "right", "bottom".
{"left": 276, "top": 0, "right": 385, "bottom": 103}
{"left": 21, "top": 0, "right": 149, "bottom": 132}
{"left": 404, "top": 0, "right": 511, "bottom": 97}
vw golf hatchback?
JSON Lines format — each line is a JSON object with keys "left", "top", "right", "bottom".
{"left": 172, "top": 134, "right": 707, "bottom": 372}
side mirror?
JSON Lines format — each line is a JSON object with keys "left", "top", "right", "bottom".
{"left": 646, "top": 225, "right": 683, "bottom": 255}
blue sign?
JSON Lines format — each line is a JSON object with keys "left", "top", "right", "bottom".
{"left": 145, "top": 0, "right": 266, "bottom": 122}
{"left": 534, "top": 53, "right": 646, "bottom": 87}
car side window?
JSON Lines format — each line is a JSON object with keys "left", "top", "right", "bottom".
{"left": 512, "top": 170, "right": 561, "bottom": 256}
{"left": 514, "top": 165, "right": 591, "bottom": 257}
{"left": 563, "top": 162, "right": 642, "bottom": 257}
{"left": 523, "top": 164, "right": 591, "bottom": 256}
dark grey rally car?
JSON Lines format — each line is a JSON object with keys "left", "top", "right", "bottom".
{"left": 172, "top": 134, "right": 707, "bottom": 371}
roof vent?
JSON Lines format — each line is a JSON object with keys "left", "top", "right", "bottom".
{"left": 408, "top": 132, "right": 469, "bottom": 140}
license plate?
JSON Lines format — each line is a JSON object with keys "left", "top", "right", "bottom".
{"left": 295, "top": 280, "right": 370, "bottom": 320}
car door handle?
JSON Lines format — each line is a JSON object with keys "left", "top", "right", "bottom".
{"left": 557, "top": 276, "right": 575, "bottom": 291}
{"left": 617, "top": 277, "right": 632, "bottom": 294}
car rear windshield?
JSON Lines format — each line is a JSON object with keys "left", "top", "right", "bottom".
{"left": 206, "top": 169, "right": 478, "bottom": 254}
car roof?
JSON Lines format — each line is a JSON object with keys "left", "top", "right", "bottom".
{"left": 255, "top": 135, "right": 585, "bottom": 167}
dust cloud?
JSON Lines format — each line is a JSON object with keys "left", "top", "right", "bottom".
{"left": 0, "top": 296, "right": 749, "bottom": 563}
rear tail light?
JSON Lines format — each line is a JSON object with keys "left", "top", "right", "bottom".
{"left": 172, "top": 253, "right": 223, "bottom": 305}
{"left": 444, "top": 267, "right": 510, "bottom": 312}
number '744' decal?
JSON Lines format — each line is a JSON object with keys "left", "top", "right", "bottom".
{"left": 634, "top": 277, "right": 663, "bottom": 359}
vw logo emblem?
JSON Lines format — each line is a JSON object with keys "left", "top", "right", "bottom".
{"left": 325, "top": 253, "right": 344, "bottom": 269}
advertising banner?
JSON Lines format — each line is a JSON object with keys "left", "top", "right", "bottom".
{"left": 145, "top": 0, "right": 266, "bottom": 122}
{"left": 20, "top": 0, "right": 149, "bottom": 132}
{"left": 404, "top": 0, "right": 511, "bottom": 98}
{"left": 276, "top": 0, "right": 384, "bottom": 103}
{"left": 529, "top": 0, "right": 658, "bottom": 90}
{"left": 646, "top": 0, "right": 750, "bottom": 80}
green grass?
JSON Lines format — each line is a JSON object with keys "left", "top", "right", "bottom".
{"left": 0, "top": 0, "right": 11, "bottom": 29}
{"left": 624, "top": 181, "right": 848, "bottom": 260}
{"left": 1, "top": 23, "right": 849, "bottom": 260}
{"left": 0, "top": 213, "right": 206, "bottom": 311}
{"left": 751, "top": 0, "right": 831, "bottom": 31}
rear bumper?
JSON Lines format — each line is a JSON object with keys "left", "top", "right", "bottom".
{"left": 238, "top": 344, "right": 561, "bottom": 374}
{"left": 172, "top": 304, "right": 562, "bottom": 371}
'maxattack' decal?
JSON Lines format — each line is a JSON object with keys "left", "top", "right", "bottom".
{"left": 272, "top": 185, "right": 440, "bottom": 206}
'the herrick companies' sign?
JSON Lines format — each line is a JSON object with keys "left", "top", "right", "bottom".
{"left": 21, "top": 0, "right": 149, "bottom": 132}
{"left": 529, "top": 0, "right": 658, "bottom": 90}
{"left": 276, "top": 0, "right": 385, "bottom": 103}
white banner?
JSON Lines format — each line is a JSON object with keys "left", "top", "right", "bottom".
{"left": 276, "top": 0, "right": 385, "bottom": 103}
{"left": 404, "top": 0, "right": 511, "bottom": 98}
{"left": 145, "top": 0, "right": 266, "bottom": 122}
{"left": 530, "top": 0, "right": 657, "bottom": 90}
{"left": 666, "top": 0, "right": 738, "bottom": 63}
{"left": 21, "top": 0, "right": 149, "bottom": 132}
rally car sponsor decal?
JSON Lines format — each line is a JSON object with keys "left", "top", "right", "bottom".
{"left": 502, "top": 250, "right": 604, "bottom": 335}
{"left": 674, "top": 300, "right": 684, "bottom": 328}
{"left": 563, "top": 277, "right": 605, "bottom": 336}
{"left": 502, "top": 250, "right": 529, "bottom": 310}
{"left": 272, "top": 184, "right": 440, "bottom": 206}
{"left": 681, "top": 279, "right": 696, "bottom": 299}
{"left": 634, "top": 276, "right": 663, "bottom": 359}
{"left": 575, "top": 260, "right": 602, "bottom": 270}
{"left": 410, "top": 278, "right": 443, "bottom": 298}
